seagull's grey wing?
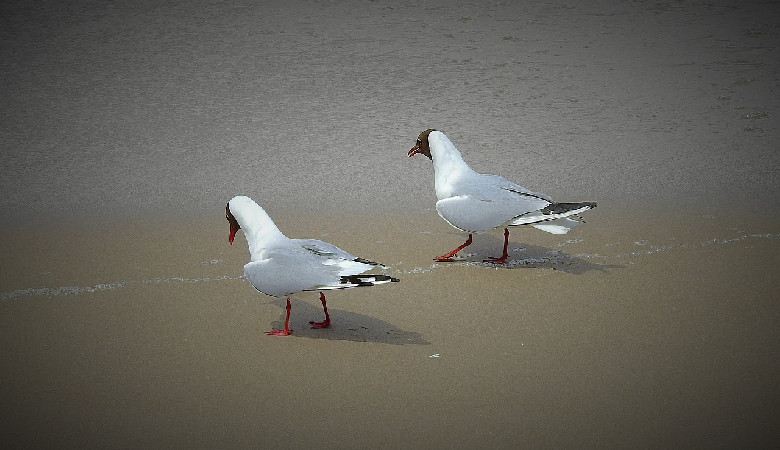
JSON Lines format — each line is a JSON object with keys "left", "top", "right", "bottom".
{"left": 296, "top": 239, "right": 357, "bottom": 260}
{"left": 436, "top": 173, "right": 552, "bottom": 232}
{"left": 295, "top": 238, "right": 382, "bottom": 267}
{"left": 473, "top": 173, "right": 553, "bottom": 203}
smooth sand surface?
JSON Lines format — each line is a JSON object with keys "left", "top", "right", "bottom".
{"left": 2, "top": 0, "right": 779, "bottom": 448}
{"left": 1, "top": 206, "right": 778, "bottom": 448}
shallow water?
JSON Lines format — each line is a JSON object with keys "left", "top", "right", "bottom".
{"left": 2, "top": 0, "right": 779, "bottom": 222}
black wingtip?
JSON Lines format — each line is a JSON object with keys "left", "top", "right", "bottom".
{"left": 339, "top": 274, "right": 400, "bottom": 286}
{"left": 542, "top": 202, "right": 597, "bottom": 215}
{"left": 353, "top": 257, "right": 380, "bottom": 265}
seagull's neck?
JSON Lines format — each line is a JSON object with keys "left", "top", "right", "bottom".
{"left": 430, "top": 133, "right": 475, "bottom": 198}
{"left": 235, "top": 205, "right": 287, "bottom": 259}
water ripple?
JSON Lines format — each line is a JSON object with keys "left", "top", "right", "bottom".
{"left": 1, "top": 275, "right": 245, "bottom": 301}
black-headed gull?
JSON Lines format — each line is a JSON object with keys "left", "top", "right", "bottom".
{"left": 226, "top": 195, "right": 399, "bottom": 336}
{"left": 408, "top": 129, "right": 596, "bottom": 263}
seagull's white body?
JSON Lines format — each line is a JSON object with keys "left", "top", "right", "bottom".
{"left": 409, "top": 129, "right": 596, "bottom": 262}
{"left": 421, "top": 130, "right": 593, "bottom": 234}
{"left": 228, "top": 196, "right": 395, "bottom": 297}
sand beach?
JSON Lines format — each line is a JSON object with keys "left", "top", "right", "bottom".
{"left": 2, "top": 0, "right": 778, "bottom": 448}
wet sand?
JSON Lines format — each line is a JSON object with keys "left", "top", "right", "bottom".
{"left": 3, "top": 0, "right": 779, "bottom": 220}
{"left": 1, "top": 205, "right": 778, "bottom": 448}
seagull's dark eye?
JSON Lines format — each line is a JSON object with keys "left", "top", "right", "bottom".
{"left": 416, "top": 139, "right": 421, "bottom": 145}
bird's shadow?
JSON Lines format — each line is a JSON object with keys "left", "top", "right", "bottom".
{"left": 438, "top": 234, "right": 623, "bottom": 275}
{"left": 266, "top": 298, "right": 429, "bottom": 345}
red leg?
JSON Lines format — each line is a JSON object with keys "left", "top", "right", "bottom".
{"left": 485, "top": 228, "right": 510, "bottom": 264}
{"left": 265, "top": 298, "right": 293, "bottom": 336}
{"left": 309, "top": 292, "right": 331, "bottom": 329}
{"left": 434, "top": 234, "right": 473, "bottom": 262}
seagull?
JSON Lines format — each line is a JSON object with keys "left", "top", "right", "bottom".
{"left": 226, "top": 195, "right": 399, "bottom": 335}
{"left": 408, "top": 129, "right": 596, "bottom": 263}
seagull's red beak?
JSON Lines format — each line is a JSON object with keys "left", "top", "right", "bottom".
{"left": 408, "top": 143, "right": 422, "bottom": 157}
{"left": 229, "top": 222, "right": 239, "bottom": 245}
{"left": 226, "top": 204, "right": 240, "bottom": 245}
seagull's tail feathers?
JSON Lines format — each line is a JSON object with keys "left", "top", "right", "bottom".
{"left": 510, "top": 202, "right": 597, "bottom": 234}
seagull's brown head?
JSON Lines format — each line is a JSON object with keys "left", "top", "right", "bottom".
{"left": 408, "top": 128, "right": 436, "bottom": 160}
{"left": 226, "top": 202, "right": 241, "bottom": 245}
